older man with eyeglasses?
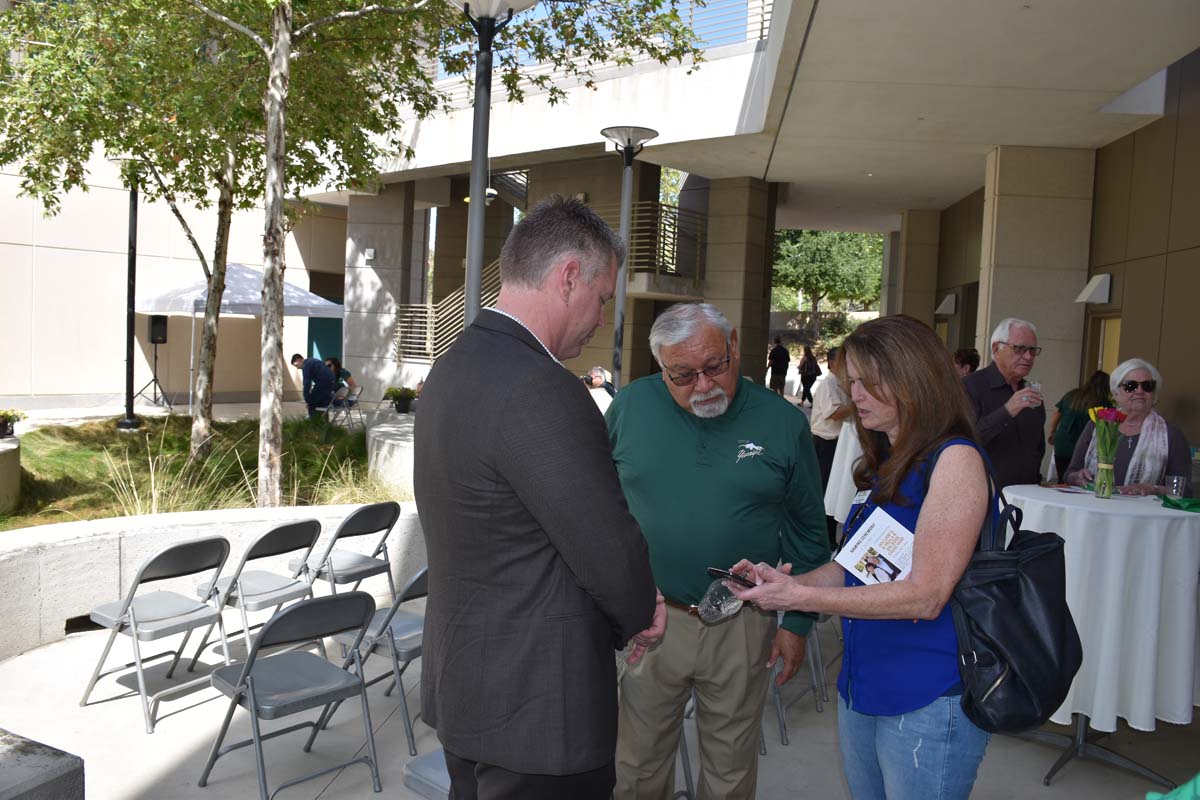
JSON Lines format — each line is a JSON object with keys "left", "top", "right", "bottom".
{"left": 606, "top": 303, "right": 829, "bottom": 800}
{"left": 963, "top": 317, "right": 1047, "bottom": 488}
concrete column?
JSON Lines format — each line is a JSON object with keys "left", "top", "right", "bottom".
{"left": 431, "top": 178, "right": 512, "bottom": 304}
{"left": 344, "top": 182, "right": 423, "bottom": 400}
{"left": 976, "top": 146, "right": 1094, "bottom": 415}
{"left": 704, "top": 176, "right": 774, "bottom": 383}
{"left": 879, "top": 231, "right": 901, "bottom": 316}
{"left": 897, "top": 211, "right": 940, "bottom": 325}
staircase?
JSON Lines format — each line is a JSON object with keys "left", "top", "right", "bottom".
{"left": 394, "top": 259, "right": 502, "bottom": 362}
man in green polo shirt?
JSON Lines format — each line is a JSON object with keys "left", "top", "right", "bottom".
{"left": 608, "top": 303, "right": 829, "bottom": 800}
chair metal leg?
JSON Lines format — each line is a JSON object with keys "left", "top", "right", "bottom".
{"left": 187, "top": 622, "right": 216, "bottom": 673}
{"left": 806, "top": 633, "right": 824, "bottom": 713}
{"left": 356, "top": 651, "right": 384, "bottom": 793}
{"left": 239, "top": 605, "right": 254, "bottom": 655}
{"left": 387, "top": 638, "right": 417, "bottom": 756}
{"left": 128, "top": 628, "right": 155, "bottom": 734}
{"left": 809, "top": 627, "right": 829, "bottom": 703}
{"left": 246, "top": 677, "right": 271, "bottom": 800}
{"left": 198, "top": 695, "right": 240, "bottom": 787}
{"left": 80, "top": 628, "right": 120, "bottom": 706}
{"left": 165, "top": 628, "right": 192, "bottom": 680}
{"left": 771, "top": 671, "right": 788, "bottom": 746}
{"left": 215, "top": 613, "right": 232, "bottom": 666}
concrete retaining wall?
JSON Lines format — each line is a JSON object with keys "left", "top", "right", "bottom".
{"left": 0, "top": 502, "right": 426, "bottom": 663}
{"left": 0, "top": 439, "right": 19, "bottom": 516}
{"left": 367, "top": 415, "right": 415, "bottom": 499}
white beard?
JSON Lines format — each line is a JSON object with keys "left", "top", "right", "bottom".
{"left": 689, "top": 387, "right": 729, "bottom": 418}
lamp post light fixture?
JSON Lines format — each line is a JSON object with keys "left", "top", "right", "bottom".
{"left": 447, "top": 0, "right": 538, "bottom": 325}
{"left": 600, "top": 125, "right": 658, "bottom": 390}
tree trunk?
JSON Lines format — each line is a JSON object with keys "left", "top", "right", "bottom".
{"left": 257, "top": 2, "right": 291, "bottom": 507}
{"left": 189, "top": 145, "right": 236, "bottom": 461}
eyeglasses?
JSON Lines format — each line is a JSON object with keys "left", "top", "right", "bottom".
{"left": 665, "top": 346, "right": 732, "bottom": 386}
{"left": 1000, "top": 342, "right": 1043, "bottom": 357}
{"left": 1119, "top": 379, "right": 1157, "bottom": 393}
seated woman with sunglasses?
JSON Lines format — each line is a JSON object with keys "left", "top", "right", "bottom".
{"left": 1064, "top": 358, "right": 1192, "bottom": 496}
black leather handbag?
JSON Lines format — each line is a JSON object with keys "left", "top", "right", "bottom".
{"left": 950, "top": 496, "right": 1083, "bottom": 733}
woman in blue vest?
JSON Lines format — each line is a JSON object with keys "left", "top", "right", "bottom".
{"left": 730, "top": 315, "right": 994, "bottom": 800}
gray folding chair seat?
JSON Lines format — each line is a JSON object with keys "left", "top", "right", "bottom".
{"left": 80, "top": 535, "right": 232, "bottom": 734}
{"left": 188, "top": 520, "right": 323, "bottom": 668}
{"left": 320, "top": 567, "right": 428, "bottom": 756}
{"left": 290, "top": 503, "right": 401, "bottom": 602}
{"left": 198, "top": 592, "right": 381, "bottom": 800}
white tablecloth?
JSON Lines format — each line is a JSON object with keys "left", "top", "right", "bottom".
{"left": 1005, "top": 484, "right": 1200, "bottom": 732}
{"left": 824, "top": 422, "right": 863, "bottom": 523}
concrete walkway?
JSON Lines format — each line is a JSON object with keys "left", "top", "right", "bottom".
{"left": 1, "top": 616, "right": 1194, "bottom": 799}
{"left": 9, "top": 400, "right": 313, "bottom": 435}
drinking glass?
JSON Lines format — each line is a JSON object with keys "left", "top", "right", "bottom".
{"left": 1165, "top": 475, "right": 1188, "bottom": 499}
{"left": 695, "top": 578, "right": 743, "bottom": 624}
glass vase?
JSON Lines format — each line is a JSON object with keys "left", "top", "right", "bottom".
{"left": 1094, "top": 465, "right": 1115, "bottom": 499}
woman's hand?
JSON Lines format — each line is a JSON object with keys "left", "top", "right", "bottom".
{"left": 1068, "top": 467, "right": 1093, "bottom": 487}
{"left": 1117, "top": 483, "right": 1161, "bottom": 497}
{"left": 727, "top": 560, "right": 803, "bottom": 612}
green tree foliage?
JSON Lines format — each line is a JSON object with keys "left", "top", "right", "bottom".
{"left": 772, "top": 230, "right": 883, "bottom": 312}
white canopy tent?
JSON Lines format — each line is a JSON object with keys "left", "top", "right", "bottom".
{"left": 135, "top": 263, "right": 344, "bottom": 411}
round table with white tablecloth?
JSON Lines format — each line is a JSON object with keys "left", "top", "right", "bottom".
{"left": 1004, "top": 484, "right": 1200, "bottom": 733}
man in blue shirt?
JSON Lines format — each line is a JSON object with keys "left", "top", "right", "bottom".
{"left": 290, "top": 353, "right": 335, "bottom": 417}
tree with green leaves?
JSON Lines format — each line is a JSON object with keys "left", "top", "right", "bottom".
{"left": 772, "top": 229, "right": 883, "bottom": 313}
{"left": 178, "top": 0, "right": 702, "bottom": 506}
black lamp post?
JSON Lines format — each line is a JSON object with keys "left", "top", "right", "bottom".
{"left": 600, "top": 125, "right": 658, "bottom": 390}
{"left": 447, "top": 0, "right": 538, "bottom": 325}
{"left": 115, "top": 162, "right": 141, "bottom": 431}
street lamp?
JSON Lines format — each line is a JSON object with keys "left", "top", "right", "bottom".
{"left": 447, "top": 0, "right": 539, "bottom": 325}
{"left": 600, "top": 125, "right": 658, "bottom": 390}
{"left": 109, "top": 157, "right": 143, "bottom": 432}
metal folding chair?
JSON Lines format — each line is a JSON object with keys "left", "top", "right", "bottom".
{"left": 330, "top": 385, "right": 365, "bottom": 431}
{"left": 318, "top": 567, "right": 428, "bottom": 756}
{"left": 187, "top": 519, "right": 324, "bottom": 669}
{"left": 314, "top": 386, "right": 348, "bottom": 422}
{"left": 80, "top": 535, "right": 232, "bottom": 733}
{"left": 290, "top": 502, "right": 400, "bottom": 603}
{"left": 198, "top": 592, "right": 382, "bottom": 800}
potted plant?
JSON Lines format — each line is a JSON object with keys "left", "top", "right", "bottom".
{"left": 384, "top": 387, "right": 418, "bottom": 414}
{"left": 0, "top": 409, "right": 26, "bottom": 438}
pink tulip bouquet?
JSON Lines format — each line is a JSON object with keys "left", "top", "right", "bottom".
{"left": 1089, "top": 406, "right": 1127, "bottom": 498}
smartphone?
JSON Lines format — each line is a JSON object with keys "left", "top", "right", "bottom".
{"left": 706, "top": 567, "right": 756, "bottom": 589}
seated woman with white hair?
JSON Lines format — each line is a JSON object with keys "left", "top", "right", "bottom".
{"left": 1064, "top": 358, "right": 1192, "bottom": 496}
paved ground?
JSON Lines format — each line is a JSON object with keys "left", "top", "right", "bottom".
{"left": 1, "top": 608, "right": 1195, "bottom": 800}
{"left": 10, "top": 400, "right": 313, "bottom": 434}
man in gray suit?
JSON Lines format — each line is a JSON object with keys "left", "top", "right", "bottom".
{"left": 415, "top": 196, "right": 665, "bottom": 800}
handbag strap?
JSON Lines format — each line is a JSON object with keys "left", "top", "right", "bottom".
{"left": 922, "top": 439, "right": 1008, "bottom": 553}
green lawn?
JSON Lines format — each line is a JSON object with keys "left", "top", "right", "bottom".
{"left": 1, "top": 415, "right": 395, "bottom": 532}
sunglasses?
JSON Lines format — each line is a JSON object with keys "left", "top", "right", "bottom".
{"left": 1119, "top": 379, "right": 1157, "bottom": 393}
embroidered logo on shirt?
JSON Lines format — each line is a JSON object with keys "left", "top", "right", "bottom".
{"left": 736, "top": 442, "right": 764, "bottom": 463}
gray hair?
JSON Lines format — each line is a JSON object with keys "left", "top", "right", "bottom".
{"left": 649, "top": 303, "right": 733, "bottom": 365}
{"left": 499, "top": 195, "right": 626, "bottom": 289}
{"left": 1110, "top": 358, "right": 1163, "bottom": 394}
{"left": 990, "top": 317, "right": 1038, "bottom": 347}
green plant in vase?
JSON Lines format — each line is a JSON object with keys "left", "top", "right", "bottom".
{"left": 1089, "top": 406, "right": 1126, "bottom": 499}
{"left": 0, "top": 409, "right": 27, "bottom": 437}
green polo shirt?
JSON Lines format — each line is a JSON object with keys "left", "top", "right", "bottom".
{"left": 606, "top": 375, "right": 829, "bottom": 636}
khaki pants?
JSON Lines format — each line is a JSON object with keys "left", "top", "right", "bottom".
{"left": 615, "top": 604, "right": 775, "bottom": 800}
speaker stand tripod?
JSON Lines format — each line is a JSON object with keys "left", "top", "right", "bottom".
{"left": 135, "top": 342, "right": 172, "bottom": 410}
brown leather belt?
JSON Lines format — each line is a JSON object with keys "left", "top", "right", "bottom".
{"left": 663, "top": 597, "right": 699, "bottom": 617}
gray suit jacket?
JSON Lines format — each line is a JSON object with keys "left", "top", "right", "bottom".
{"left": 414, "top": 309, "right": 656, "bottom": 775}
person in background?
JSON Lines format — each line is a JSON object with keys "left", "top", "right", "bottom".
{"left": 1047, "top": 370, "right": 1109, "bottom": 483}
{"left": 767, "top": 336, "right": 790, "bottom": 396}
{"left": 962, "top": 318, "right": 1045, "bottom": 488}
{"left": 1064, "top": 358, "right": 1192, "bottom": 496}
{"left": 798, "top": 345, "right": 822, "bottom": 406}
{"left": 588, "top": 366, "right": 616, "bottom": 397}
{"left": 324, "top": 357, "right": 358, "bottom": 392}
{"left": 290, "top": 353, "right": 335, "bottom": 417}
{"left": 729, "top": 314, "right": 995, "bottom": 800}
{"left": 810, "top": 345, "right": 854, "bottom": 548}
{"left": 584, "top": 369, "right": 613, "bottom": 414}
{"left": 953, "top": 347, "right": 980, "bottom": 377}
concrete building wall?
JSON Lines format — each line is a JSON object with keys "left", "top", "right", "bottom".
{"left": 430, "top": 178, "right": 512, "bottom": 304}
{"left": 0, "top": 157, "right": 341, "bottom": 403}
{"left": 1085, "top": 50, "right": 1200, "bottom": 444}
{"left": 935, "top": 188, "right": 985, "bottom": 348}
{"left": 897, "top": 210, "right": 940, "bottom": 326}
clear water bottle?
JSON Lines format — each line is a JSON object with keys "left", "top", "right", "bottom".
{"left": 695, "top": 578, "right": 743, "bottom": 624}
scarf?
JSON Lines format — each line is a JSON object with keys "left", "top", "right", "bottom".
{"left": 1084, "top": 409, "right": 1169, "bottom": 486}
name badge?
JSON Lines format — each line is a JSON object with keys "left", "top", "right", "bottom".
{"left": 852, "top": 490, "right": 870, "bottom": 505}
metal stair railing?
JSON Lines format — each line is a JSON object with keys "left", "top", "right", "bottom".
{"left": 394, "top": 259, "right": 503, "bottom": 362}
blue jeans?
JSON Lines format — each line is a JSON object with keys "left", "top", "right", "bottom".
{"left": 838, "top": 695, "right": 989, "bottom": 800}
